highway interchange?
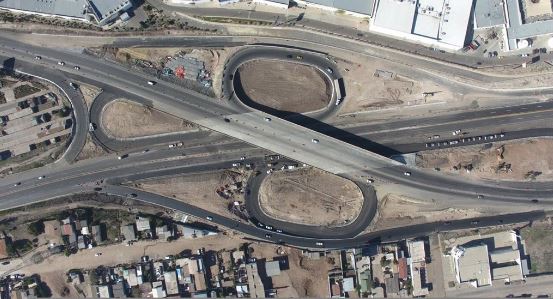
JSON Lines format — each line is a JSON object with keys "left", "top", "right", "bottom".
{"left": 1, "top": 33, "right": 553, "bottom": 248}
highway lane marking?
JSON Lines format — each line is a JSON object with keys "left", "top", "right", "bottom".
{"left": 0, "top": 149, "right": 268, "bottom": 198}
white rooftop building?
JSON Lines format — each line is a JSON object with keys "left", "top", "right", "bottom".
{"left": 453, "top": 245, "right": 492, "bottom": 287}
{"left": 0, "top": 0, "right": 132, "bottom": 26}
{"left": 371, "top": 0, "right": 473, "bottom": 50}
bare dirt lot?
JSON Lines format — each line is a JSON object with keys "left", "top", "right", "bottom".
{"left": 335, "top": 59, "right": 454, "bottom": 116}
{"left": 259, "top": 168, "right": 363, "bottom": 227}
{"left": 101, "top": 99, "right": 197, "bottom": 139}
{"left": 520, "top": 218, "right": 553, "bottom": 273}
{"left": 416, "top": 138, "right": 553, "bottom": 181}
{"left": 134, "top": 170, "right": 249, "bottom": 221}
{"left": 237, "top": 60, "right": 331, "bottom": 113}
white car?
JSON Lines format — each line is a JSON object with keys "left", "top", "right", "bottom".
{"left": 240, "top": 156, "right": 246, "bottom": 160}
{"left": 58, "top": 61, "right": 65, "bottom": 66}
{"left": 206, "top": 216, "right": 213, "bottom": 221}
{"left": 335, "top": 99, "right": 342, "bottom": 106}
{"left": 73, "top": 66, "right": 80, "bottom": 70}
{"left": 326, "top": 68, "right": 333, "bottom": 73}
{"left": 367, "top": 178, "right": 374, "bottom": 184}
{"left": 315, "top": 242, "right": 324, "bottom": 247}
{"left": 95, "top": 253, "right": 102, "bottom": 257}
{"left": 403, "top": 172, "right": 411, "bottom": 176}
{"left": 34, "top": 56, "right": 41, "bottom": 60}
{"left": 147, "top": 80, "right": 156, "bottom": 86}
{"left": 232, "top": 162, "right": 241, "bottom": 167}
{"left": 311, "top": 138, "right": 319, "bottom": 144}
{"left": 38, "top": 176, "right": 45, "bottom": 180}
{"left": 265, "top": 117, "right": 271, "bottom": 122}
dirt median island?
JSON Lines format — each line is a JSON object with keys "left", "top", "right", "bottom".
{"left": 258, "top": 168, "right": 363, "bottom": 227}
{"left": 134, "top": 170, "right": 249, "bottom": 221}
{"left": 236, "top": 60, "right": 332, "bottom": 113}
{"left": 101, "top": 99, "right": 197, "bottom": 139}
{"left": 416, "top": 138, "right": 553, "bottom": 181}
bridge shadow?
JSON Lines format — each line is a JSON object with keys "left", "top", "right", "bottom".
{"left": 232, "top": 72, "right": 400, "bottom": 157}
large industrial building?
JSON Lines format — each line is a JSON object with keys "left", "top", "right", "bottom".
{"left": 474, "top": 0, "right": 553, "bottom": 51}
{"left": 450, "top": 231, "right": 528, "bottom": 288}
{"left": 371, "top": 0, "right": 474, "bottom": 50}
{"left": 0, "top": 0, "right": 132, "bottom": 26}
{"left": 255, "top": 0, "right": 376, "bottom": 16}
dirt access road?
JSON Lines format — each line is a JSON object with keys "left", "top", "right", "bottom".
{"left": 259, "top": 168, "right": 363, "bottom": 227}
{"left": 237, "top": 60, "right": 331, "bottom": 113}
{"left": 101, "top": 99, "right": 197, "bottom": 139}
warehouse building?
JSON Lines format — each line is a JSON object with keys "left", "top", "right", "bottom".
{"left": 451, "top": 230, "right": 527, "bottom": 288}
{"left": 297, "top": 0, "right": 376, "bottom": 17}
{"left": 0, "top": 0, "right": 132, "bottom": 26}
{"left": 253, "top": 0, "right": 290, "bottom": 9}
{"left": 371, "top": 0, "right": 473, "bottom": 50}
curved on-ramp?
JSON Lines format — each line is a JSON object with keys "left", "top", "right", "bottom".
{"left": 222, "top": 46, "right": 345, "bottom": 122}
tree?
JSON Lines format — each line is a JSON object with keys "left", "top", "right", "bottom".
{"left": 27, "top": 220, "right": 45, "bottom": 236}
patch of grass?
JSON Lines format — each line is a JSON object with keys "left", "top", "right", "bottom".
{"left": 520, "top": 225, "right": 553, "bottom": 273}
{"left": 13, "top": 84, "right": 41, "bottom": 99}
{"left": 521, "top": 226, "right": 549, "bottom": 240}
{"left": 197, "top": 16, "right": 272, "bottom": 26}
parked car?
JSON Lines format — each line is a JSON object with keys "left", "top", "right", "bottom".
{"left": 206, "top": 216, "right": 213, "bottom": 221}
{"left": 57, "top": 61, "right": 65, "bottom": 66}
{"left": 147, "top": 80, "right": 156, "bottom": 85}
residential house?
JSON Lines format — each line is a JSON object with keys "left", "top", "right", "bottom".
{"left": 121, "top": 224, "right": 137, "bottom": 242}
{"left": 135, "top": 217, "right": 151, "bottom": 232}
{"left": 91, "top": 225, "right": 104, "bottom": 243}
{"left": 164, "top": 271, "right": 179, "bottom": 295}
{"left": 151, "top": 281, "right": 166, "bottom": 298}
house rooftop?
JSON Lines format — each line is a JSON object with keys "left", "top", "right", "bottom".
{"left": 265, "top": 260, "right": 281, "bottom": 277}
